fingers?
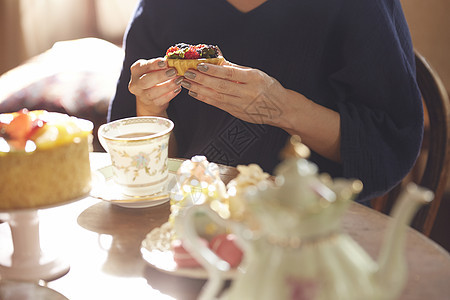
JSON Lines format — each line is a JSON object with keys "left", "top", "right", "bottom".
{"left": 130, "top": 58, "right": 166, "bottom": 85}
{"left": 137, "top": 68, "right": 176, "bottom": 90}
{"left": 179, "top": 62, "right": 281, "bottom": 125}
{"left": 131, "top": 58, "right": 166, "bottom": 75}
{"left": 181, "top": 78, "right": 235, "bottom": 106}
{"left": 197, "top": 62, "right": 251, "bottom": 83}
{"left": 136, "top": 79, "right": 182, "bottom": 116}
{"left": 182, "top": 70, "right": 244, "bottom": 99}
{"left": 180, "top": 64, "right": 266, "bottom": 104}
{"left": 129, "top": 58, "right": 179, "bottom": 95}
{"left": 143, "top": 77, "right": 183, "bottom": 104}
{"left": 129, "top": 57, "right": 183, "bottom": 114}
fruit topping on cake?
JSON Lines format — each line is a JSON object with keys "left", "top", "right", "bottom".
{"left": 0, "top": 109, "right": 93, "bottom": 153}
{"left": 165, "top": 43, "right": 224, "bottom": 75}
{"left": 0, "top": 109, "right": 45, "bottom": 151}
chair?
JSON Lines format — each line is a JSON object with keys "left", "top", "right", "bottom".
{"left": 371, "top": 50, "right": 450, "bottom": 237}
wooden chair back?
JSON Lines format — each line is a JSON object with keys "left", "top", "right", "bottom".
{"left": 372, "top": 50, "right": 450, "bottom": 236}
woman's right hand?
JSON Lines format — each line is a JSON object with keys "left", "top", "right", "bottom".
{"left": 128, "top": 57, "right": 183, "bottom": 117}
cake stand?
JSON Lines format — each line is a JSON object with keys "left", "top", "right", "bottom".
{"left": 0, "top": 200, "right": 79, "bottom": 282}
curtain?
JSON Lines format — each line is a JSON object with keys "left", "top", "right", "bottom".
{"left": 0, "top": 0, "right": 27, "bottom": 74}
{"left": 0, "top": 0, "right": 138, "bottom": 75}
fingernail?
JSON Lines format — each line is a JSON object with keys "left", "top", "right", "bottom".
{"left": 175, "top": 77, "right": 184, "bottom": 85}
{"left": 188, "top": 91, "right": 198, "bottom": 97}
{"left": 181, "top": 80, "right": 191, "bottom": 89}
{"left": 184, "top": 71, "right": 196, "bottom": 79}
{"left": 158, "top": 60, "right": 166, "bottom": 68}
{"left": 166, "top": 69, "right": 176, "bottom": 77}
{"left": 197, "top": 63, "right": 208, "bottom": 72}
{"left": 174, "top": 86, "right": 182, "bottom": 93}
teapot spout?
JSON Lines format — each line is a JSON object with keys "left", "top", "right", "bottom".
{"left": 375, "top": 183, "right": 434, "bottom": 296}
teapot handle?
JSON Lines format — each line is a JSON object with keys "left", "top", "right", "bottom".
{"left": 180, "top": 204, "right": 231, "bottom": 300}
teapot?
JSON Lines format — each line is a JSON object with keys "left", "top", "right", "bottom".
{"left": 180, "top": 136, "right": 434, "bottom": 300}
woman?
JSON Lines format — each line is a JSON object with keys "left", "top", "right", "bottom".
{"left": 108, "top": 0, "right": 423, "bottom": 203}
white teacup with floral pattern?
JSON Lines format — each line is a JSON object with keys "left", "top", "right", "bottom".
{"left": 98, "top": 116, "right": 174, "bottom": 197}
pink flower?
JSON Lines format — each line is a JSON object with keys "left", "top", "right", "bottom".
{"left": 131, "top": 152, "right": 150, "bottom": 169}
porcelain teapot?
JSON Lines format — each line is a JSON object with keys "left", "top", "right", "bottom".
{"left": 181, "top": 136, "right": 434, "bottom": 300}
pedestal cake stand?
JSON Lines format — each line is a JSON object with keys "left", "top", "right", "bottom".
{"left": 0, "top": 195, "right": 85, "bottom": 282}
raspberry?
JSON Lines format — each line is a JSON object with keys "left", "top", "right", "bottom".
{"left": 184, "top": 46, "right": 201, "bottom": 59}
{"left": 196, "top": 44, "right": 207, "bottom": 50}
{"left": 166, "top": 46, "right": 179, "bottom": 56}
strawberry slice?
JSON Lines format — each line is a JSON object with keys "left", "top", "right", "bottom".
{"left": 27, "top": 119, "right": 47, "bottom": 140}
{"left": 5, "top": 110, "right": 32, "bottom": 140}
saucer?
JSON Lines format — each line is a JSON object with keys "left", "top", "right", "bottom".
{"left": 90, "top": 165, "right": 177, "bottom": 208}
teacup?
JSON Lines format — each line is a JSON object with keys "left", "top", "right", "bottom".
{"left": 98, "top": 116, "right": 174, "bottom": 197}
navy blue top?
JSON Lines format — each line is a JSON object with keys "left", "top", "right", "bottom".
{"left": 108, "top": 0, "right": 423, "bottom": 203}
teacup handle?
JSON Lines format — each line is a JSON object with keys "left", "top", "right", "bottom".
{"left": 97, "top": 124, "right": 109, "bottom": 153}
{"left": 180, "top": 205, "right": 230, "bottom": 300}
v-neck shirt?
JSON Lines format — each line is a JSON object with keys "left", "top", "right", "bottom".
{"left": 109, "top": 0, "right": 423, "bottom": 202}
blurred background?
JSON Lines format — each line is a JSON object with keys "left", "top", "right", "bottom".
{"left": 0, "top": 0, "right": 138, "bottom": 74}
{"left": 0, "top": 0, "right": 449, "bottom": 251}
{"left": 1, "top": 0, "right": 449, "bottom": 95}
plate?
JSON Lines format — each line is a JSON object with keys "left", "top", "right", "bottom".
{"left": 0, "top": 280, "right": 68, "bottom": 300}
{"left": 141, "top": 234, "right": 238, "bottom": 280}
{"left": 90, "top": 165, "right": 177, "bottom": 208}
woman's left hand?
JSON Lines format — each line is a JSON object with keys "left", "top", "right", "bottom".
{"left": 180, "top": 61, "right": 289, "bottom": 126}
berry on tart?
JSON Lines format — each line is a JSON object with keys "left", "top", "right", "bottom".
{"left": 165, "top": 43, "right": 224, "bottom": 75}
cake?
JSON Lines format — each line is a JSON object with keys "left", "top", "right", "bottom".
{"left": 165, "top": 43, "right": 224, "bottom": 75}
{"left": 0, "top": 109, "right": 93, "bottom": 210}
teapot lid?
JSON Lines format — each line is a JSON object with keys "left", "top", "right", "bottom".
{"left": 249, "top": 136, "right": 363, "bottom": 217}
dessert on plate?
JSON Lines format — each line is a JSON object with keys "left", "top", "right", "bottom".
{"left": 165, "top": 43, "right": 224, "bottom": 75}
{"left": 142, "top": 156, "right": 271, "bottom": 269}
{"left": 0, "top": 109, "right": 93, "bottom": 210}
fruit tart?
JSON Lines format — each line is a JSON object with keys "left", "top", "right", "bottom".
{"left": 165, "top": 43, "right": 224, "bottom": 75}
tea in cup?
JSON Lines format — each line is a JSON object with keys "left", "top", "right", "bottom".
{"left": 98, "top": 116, "right": 174, "bottom": 196}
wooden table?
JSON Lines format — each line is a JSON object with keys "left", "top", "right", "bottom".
{"left": 1, "top": 152, "right": 449, "bottom": 300}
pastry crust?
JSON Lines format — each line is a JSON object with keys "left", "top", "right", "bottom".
{"left": 167, "top": 57, "right": 224, "bottom": 75}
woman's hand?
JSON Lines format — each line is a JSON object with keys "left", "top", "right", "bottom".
{"left": 180, "top": 61, "right": 342, "bottom": 162}
{"left": 128, "top": 57, "right": 183, "bottom": 117}
{"left": 179, "top": 61, "right": 289, "bottom": 126}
